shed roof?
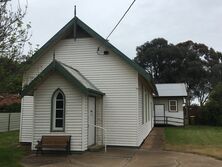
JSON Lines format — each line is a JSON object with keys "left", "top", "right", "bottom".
{"left": 25, "top": 16, "right": 157, "bottom": 95}
{"left": 21, "top": 60, "right": 104, "bottom": 97}
{"left": 0, "top": 94, "right": 20, "bottom": 106}
{"left": 155, "top": 83, "right": 187, "bottom": 97}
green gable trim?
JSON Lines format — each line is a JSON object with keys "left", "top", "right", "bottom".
{"left": 21, "top": 60, "right": 104, "bottom": 97}
{"left": 27, "top": 19, "right": 74, "bottom": 65}
{"left": 26, "top": 17, "right": 157, "bottom": 95}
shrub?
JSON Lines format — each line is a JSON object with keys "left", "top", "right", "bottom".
{"left": 0, "top": 103, "right": 21, "bottom": 113}
{"left": 200, "top": 83, "right": 222, "bottom": 126}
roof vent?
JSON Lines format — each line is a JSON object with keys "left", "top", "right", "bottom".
{"left": 97, "top": 47, "right": 109, "bottom": 55}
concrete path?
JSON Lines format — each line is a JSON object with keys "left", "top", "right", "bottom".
{"left": 22, "top": 128, "right": 222, "bottom": 167}
{"left": 141, "top": 127, "right": 164, "bottom": 150}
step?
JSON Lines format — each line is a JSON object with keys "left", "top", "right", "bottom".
{"left": 88, "top": 145, "right": 104, "bottom": 152}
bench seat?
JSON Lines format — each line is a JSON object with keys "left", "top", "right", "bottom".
{"left": 35, "top": 135, "right": 71, "bottom": 154}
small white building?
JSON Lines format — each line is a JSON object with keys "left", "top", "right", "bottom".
{"left": 154, "top": 83, "right": 187, "bottom": 126}
{"left": 19, "top": 16, "right": 158, "bottom": 151}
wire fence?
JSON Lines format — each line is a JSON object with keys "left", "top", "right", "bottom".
{"left": 0, "top": 112, "right": 20, "bottom": 132}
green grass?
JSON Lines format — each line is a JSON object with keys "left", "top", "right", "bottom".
{"left": 0, "top": 131, "right": 25, "bottom": 167}
{"left": 165, "top": 126, "right": 222, "bottom": 159}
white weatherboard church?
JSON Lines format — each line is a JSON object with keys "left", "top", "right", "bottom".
{"left": 19, "top": 16, "right": 158, "bottom": 151}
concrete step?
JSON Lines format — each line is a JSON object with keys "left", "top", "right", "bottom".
{"left": 88, "top": 145, "right": 104, "bottom": 152}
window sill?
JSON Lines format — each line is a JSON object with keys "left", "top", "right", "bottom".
{"left": 50, "top": 130, "right": 65, "bottom": 133}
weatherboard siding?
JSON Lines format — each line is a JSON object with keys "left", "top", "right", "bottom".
{"left": 137, "top": 79, "right": 153, "bottom": 146}
{"left": 82, "top": 95, "right": 88, "bottom": 151}
{"left": 24, "top": 38, "right": 138, "bottom": 147}
{"left": 32, "top": 73, "right": 87, "bottom": 151}
{"left": 96, "top": 96, "right": 103, "bottom": 145}
{"left": 154, "top": 97, "right": 184, "bottom": 126}
{"left": 20, "top": 96, "right": 33, "bottom": 142}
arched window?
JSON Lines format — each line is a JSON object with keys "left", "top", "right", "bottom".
{"left": 51, "top": 89, "right": 65, "bottom": 131}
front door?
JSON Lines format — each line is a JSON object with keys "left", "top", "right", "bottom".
{"left": 154, "top": 104, "right": 165, "bottom": 124}
{"left": 88, "top": 97, "right": 96, "bottom": 146}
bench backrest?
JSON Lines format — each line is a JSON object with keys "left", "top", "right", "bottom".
{"left": 41, "top": 136, "right": 71, "bottom": 146}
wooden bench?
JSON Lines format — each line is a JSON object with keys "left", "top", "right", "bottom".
{"left": 35, "top": 135, "right": 71, "bottom": 154}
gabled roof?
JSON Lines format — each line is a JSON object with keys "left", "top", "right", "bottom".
{"left": 21, "top": 60, "right": 104, "bottom": 97}
{"left": 27, "top": 16, "right": 157, "bottom": 95}
{"left": 155, "top": 83, "right": 187, "bottom": 97}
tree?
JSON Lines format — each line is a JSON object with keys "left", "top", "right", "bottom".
{"left": 0, "top": 0, "right": 33, "bottom": 94}
{"left": 0, "top": 56, "right": 22, "bottom": 93}
{"left": 0, "top": 43, "right": 39, "bottom": 93}
{"left": 176, "top": 41, "right": 221, "bottom": 106}
{"left": 201, "top": 83, "right": 222, "bottom": 126}
{"left": 134, "top": 38, "right": 183, "bottom": 83}
{"left": 134, "top": 38, "right": 222, "bottom": 106}
{"left": 0, "top": 0, "right": 31, "bottom": 61}
{"left": 211, "top": 63, "right": 222, "bottom": 87}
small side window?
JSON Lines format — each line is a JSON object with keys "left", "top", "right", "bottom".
{"left": 169, "top": 100, "right": 177, "bottom": 112}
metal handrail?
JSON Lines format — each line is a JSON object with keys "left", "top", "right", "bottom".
{"left": 155, "top": 116, "right": 184, "bottom": 125}
{"left": 155, "top": 116, "right": 183, "bottom": 120}
{"left": 88, "top": 123, "right": 107, "bottom": 152}
{"left": 165, "top": 116, "right": 184, "bottom": 120}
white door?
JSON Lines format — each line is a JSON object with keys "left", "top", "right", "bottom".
{"left": 88, "top": 97, "right": 96, "bottom": 146}
{"left": 154, "top": 105, "right": 165, "bottom": 124}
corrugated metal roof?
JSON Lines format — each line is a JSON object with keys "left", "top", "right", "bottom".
{"left": 155, "top": 83, "right": 187, "bottom": 97}
{"left": 59, "top": 62, "right": 101, "bottom": 92}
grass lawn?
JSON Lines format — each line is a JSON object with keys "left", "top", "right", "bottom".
{"left": 165, "top": 126, "right": 222, "bottom": 159}
{"left": 0, "top": 131, "right": 26, "bottom": 167}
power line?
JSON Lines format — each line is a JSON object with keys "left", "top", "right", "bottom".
{"left": 106, "top": 0, "right": 136, "bottom": 40}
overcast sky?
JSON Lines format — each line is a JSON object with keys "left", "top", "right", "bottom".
{"left": 18, "top": 0, "right": 222, "bottom": 59}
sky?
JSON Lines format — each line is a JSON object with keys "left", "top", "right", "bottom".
{"left": 17, "top": 0, "right": 222, "bottom": 59}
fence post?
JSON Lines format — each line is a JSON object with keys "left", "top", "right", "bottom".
{"left": 8, "top": 113, "right": 11, "bottom": 131}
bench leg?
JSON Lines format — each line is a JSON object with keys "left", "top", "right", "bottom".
{"left": 66, "top": 146, "right": 71, "bottom": 155}
{"left": 36, "top": 147, "right": 42, "bottom": 156}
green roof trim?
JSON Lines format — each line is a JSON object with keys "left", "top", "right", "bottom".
{"left": 21, "top": 60, "right": 105, "bottom": 97}
{"left": 26, "top": 17, "right": 157, "bottom": 94}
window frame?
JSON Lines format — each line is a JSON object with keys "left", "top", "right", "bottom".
{"left": 51, "top": 88, "right": 65, "bottom": 132}
{"left": 145, "top": 89, "right": 148, "bottom": 123}
{"left": 142, "top": 85, "right": 151, "bottom": 124}
{"left": 168, "top": 100, "right": 178, "bottom": 112}
{"left": 148, "top": 93, "right": 150, "bottom": 121}
{"left": 142, "top": 85, "right": 144, "bottom": 124}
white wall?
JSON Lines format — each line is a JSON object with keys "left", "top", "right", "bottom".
{"left": 32, "top": 73, "right": 87, "bottom": 151}
{"left": 20, "top": 96, "right": 33, "bottom": 142}
{"left": 154, "top": 97, "right": 184, "bottom": 126}
{"left": 137, "top": 79, "right": 153, "bottom": 146}
{"left": 24, "top": 38, "right": 138, "bottom": 147}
